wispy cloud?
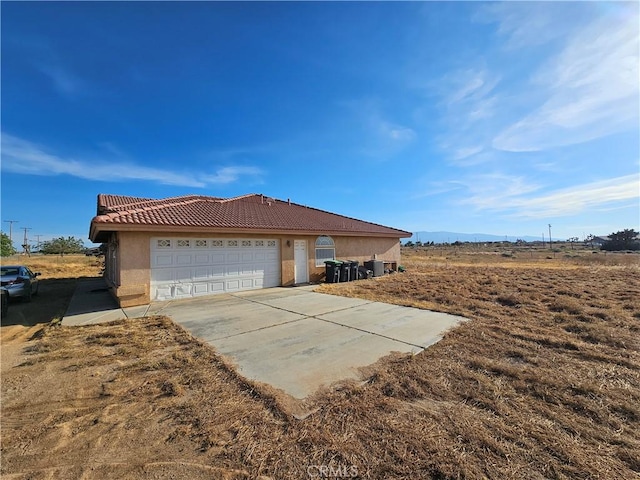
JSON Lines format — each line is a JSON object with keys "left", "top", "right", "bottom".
{"left": 476, "top": 2, "right": 586, "bottom": 50}
{"left": 1, "top": 133, "right": 263, "bottom": 188}
{"left": 493, "top": 5, "right": 639, "bottom": 152}
{"left": 36, "top": 63, "right": 86, "bottom": 97}
{"left": 457, "top": 173, "right": 639, "bottom": 219}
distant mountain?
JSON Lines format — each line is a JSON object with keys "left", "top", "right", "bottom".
{"left": 405, "top": 231, "right": 549, "bottom": 244}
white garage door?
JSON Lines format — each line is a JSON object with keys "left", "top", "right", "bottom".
{"left": 150, "top": 238, "right": 280, "bottom": 301}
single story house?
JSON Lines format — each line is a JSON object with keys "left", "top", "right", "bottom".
{"left": 89, "top": 193, "right": 412, "bottom": 307}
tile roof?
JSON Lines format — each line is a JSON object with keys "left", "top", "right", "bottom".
{"left": 90, "top": 193, "right": 411, "bottom": 241}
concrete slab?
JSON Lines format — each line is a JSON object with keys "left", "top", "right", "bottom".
{"left": 318, "top": 302, "right": 468, "bottom": 348}
{"left": 213, "top": 316, "right": 417, "bottom": 399}
{"left": 62, "top": 278, "right": 127, "bottom": 326}
{"left": 62, "top": 283, "right": 467, "bottom": 399}
{"left": 249, "top": 291, "right": 373, "bottom": 317}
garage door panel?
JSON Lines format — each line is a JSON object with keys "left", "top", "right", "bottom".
{"left": 154, "top": 254, "right": 173, "bottom": 267}
{"left": 194, "top": 254, "right": 210, "bottom": 263}
{"left": 153, "top": 268, "right": 174, "bottom": 282}
{"left": 176, "top": 254, "right": 192, "bottom": 265}
{"left": 212, "top": 266, "right": 225, "bottom": 277}
{"left": 194, "top": 267, "right": 209, "bottom": 280}
{"left": 151, "top": 238, "right": 280, "bottom": 300}
{"left": 192, "top": 283, "right": 209, "bottom": 295}
{"left": 174, "top": 283, "right": 192, "bottom": 297}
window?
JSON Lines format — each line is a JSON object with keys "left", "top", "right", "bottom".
{"left": 157, "top": 239, "right": 171, "bottom": 248}
{"left": 195, "top": 239, "right": 207, "bottom": 248}
{"left": 241, "top": 240, "right": 252, "bottom": 247}
{"left": 267, "top": 240, "right": 276, "bottom": 247}
{"left": 177, "top": 239, "right": 190, "bottom": 248}
{"left": 315, "top": 236, "right": 335, "bottom": 266}
{"left": 211, "top": 240, "right": 223, "bottom": 247}
{"left": 227, "top": 240, "right": 238, "bottom": 247}
{"left": 255, "top": 240, "right": 265, "bottom": 247}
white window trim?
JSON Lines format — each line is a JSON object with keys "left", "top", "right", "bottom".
{"left": 315, "top": 235, "right": 336, "bottom": 267}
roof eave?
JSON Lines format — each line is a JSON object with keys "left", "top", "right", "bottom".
{"left": 89, "top": 221, "right": 411, "bottom": 239}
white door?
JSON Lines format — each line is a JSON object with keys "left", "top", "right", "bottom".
{"left": 294, "top": 240, "right": 308, "bottom": 284}
{"left": 150, "top": 238, "right": 280, "bottom": 301}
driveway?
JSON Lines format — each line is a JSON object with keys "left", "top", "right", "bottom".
{"left": 62, "top": 282, "right": 466, "bottom": 398}
{"left": 139, "top": 286, "right": 466, "bottom": 399}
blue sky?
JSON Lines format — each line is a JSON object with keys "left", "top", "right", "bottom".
{"left": 1, "top": 2, "right": 638, "bottom": 247}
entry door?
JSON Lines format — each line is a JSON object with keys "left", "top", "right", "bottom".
{"left": 294, "top": 240, "right": 308, "bottom": 284}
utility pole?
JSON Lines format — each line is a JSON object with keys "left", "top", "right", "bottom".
{"left": 34, "top": 235, "right": 44, "bottom": 252}
{"left": 542, "top": 232, "right": 545, "bottom": 248}
{"left": 548, "top": 224, "right": 552, "bottom": 250}
{"left": 21, "top": 227, "right": 32, "bottom": 256}
{"left": 4, "top": 220, "right": 18, "bottom": 244}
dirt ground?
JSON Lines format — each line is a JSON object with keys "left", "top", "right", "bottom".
{"left": 1, "top": 251, "right": 639, "bottom": 479}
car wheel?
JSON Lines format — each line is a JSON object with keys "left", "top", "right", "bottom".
{"left": 23, "top": 283, "right": 32, "bottom": 302}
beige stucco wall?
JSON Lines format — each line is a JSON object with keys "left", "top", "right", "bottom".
{"left": 108, "top": 230, "right": 402, "bottom": 306}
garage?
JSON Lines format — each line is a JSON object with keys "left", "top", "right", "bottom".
{"left": 150, "top": 237, "right": 280, "bottom": 300}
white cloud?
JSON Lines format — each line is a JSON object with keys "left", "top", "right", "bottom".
{"left": 493, "top": 7, "right": 639, "bottom": 151}
{"left": 458, "top": 173, "right": 639, "bottom": 219}
{"left": 1, "top": 133, "right": 263, "bottom": 188}
{"left": 507, "top": 175, "right": 640, "bottom": 219}
{"left": 202, "top": 166, "right": 263, "bottom": 185}
{"left": 476, "top": 2, "right": 586, "bottom": 49}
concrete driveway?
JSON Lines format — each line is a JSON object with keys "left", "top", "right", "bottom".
{"left": 139, "top": 286, "right": 466, "bottom": 399}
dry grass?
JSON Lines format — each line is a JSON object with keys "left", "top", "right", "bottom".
{"left": 2, "top": 248, "right": 639, "bottom": 479}
{"left": 1, "top": 254, "right": 103, "bottom": 279}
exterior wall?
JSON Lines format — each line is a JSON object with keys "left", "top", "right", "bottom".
{"left": 109, "top": 230, "right": 402, "bottom": 306}
{"left": 115, "top": 231, "right": 152, "bottom": 307}
{"left": 309, "top": 236, "right": 401, "bottom": 283}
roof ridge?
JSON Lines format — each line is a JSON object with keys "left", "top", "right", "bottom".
{"left": 105, "top": 194, "right": 222, "bottom": 212}
{"left": 217, "top": 193, "right": 260, "bottom": 203}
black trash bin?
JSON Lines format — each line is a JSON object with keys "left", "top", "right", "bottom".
{"left": 358, "top": 266, "right": 372, "bottom": 279}
{"left": 339, "top": 261, "right": 352, "bottom": 282}
{"left": 324, "top": 260, "right": 342, "bottom": 283}
{"left": 348, "top": 260, "right": 359, "bottom": 281}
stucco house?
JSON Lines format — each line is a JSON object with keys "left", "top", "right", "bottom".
{"left": 89, "top": 193, "right": 412, "bottom": 307}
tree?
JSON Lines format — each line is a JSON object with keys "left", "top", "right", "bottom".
{"left": 601, "top": 229, "right": 640, "bottom": 251}
{"left": 567, "top": 237, "right": 580, "bottom": 250}
{"left": 1, "top": 232, "right": 16, "bottom": 257}
{"left": 40, "top": 236, "right": 86, "bottom": 256}
{"left": 584, "top": 234, "right": 595, "bottom": 248}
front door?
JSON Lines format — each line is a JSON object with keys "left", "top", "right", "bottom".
{"left": 294, "top": 240, "right": 308, "bottom": 284}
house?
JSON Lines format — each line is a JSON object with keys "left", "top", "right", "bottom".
{"left": 89, "top": 193, "right": 412, "bottom": 307}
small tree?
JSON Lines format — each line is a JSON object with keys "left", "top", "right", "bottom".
{"left": 601, "top": 229, "right": 640, "bottom": 251}
{"left": 1, "top": 232, "right": 16, "bottom": 257}
{"left": 40, "top": 236, "right": 86, "bottom": 256}
{"left": 567, "top": 237, "right": 580, "bottom": 250}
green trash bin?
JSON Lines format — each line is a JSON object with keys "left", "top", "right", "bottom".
{"left": 324, "top": 260, "right": 342, "bottom": 283}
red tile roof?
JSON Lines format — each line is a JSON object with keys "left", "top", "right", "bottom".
{"left": 90, "top": 193, "right": 411, "bottom": 242}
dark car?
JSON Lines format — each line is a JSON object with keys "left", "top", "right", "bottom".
{"left": 1, "top": 287, "right": 8, "bottom": 317}
{"left": 0, "top": 265, "right": 41, "bottom": 302}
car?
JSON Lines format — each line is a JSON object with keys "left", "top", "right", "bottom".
{"left": 0, "top": 265, "right": 41, "bottom": 302}
{"left": 1, "top": 287, "right": 8, "bottom": 317}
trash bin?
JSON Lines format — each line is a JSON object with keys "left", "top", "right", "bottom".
{"left": 339, "top": 261, "right": 352, "bottom": 282}
{"left": 358, "top": 266, "right": 372, "bottom": 279}
{"left": 348, "top": 260, "right": 359, "bottom": 281}
{"left": 364, "top": 260, "right": 384, "bottom": 277}
{"left": 324, "top": 260, "right": 342, "bottom": 283}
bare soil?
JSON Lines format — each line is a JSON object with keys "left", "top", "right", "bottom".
{"left": 1, "top": 250, "right": 639, "bottom": 479}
